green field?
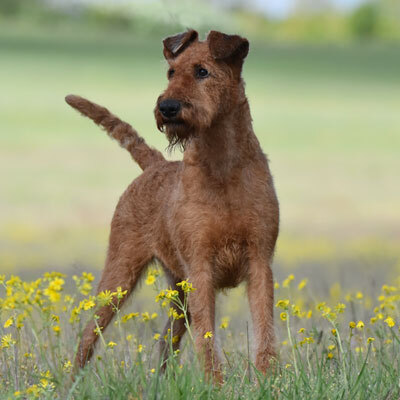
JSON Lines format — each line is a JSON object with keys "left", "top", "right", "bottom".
{"left": 1, "top": 23, "right": 400, "bottom": 275}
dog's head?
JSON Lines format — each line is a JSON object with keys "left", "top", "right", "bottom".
{"left": 154, "top": 29, "right": 249, "bottom": 150}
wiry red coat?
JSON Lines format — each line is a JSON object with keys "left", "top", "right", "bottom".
{"left": 66, "top": 29, "right": 279, "bottom": 382}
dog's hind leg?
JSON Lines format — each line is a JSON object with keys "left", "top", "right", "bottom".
{"left": 73, "top": 221, "right": 152, "bottom": 372}
{"left": 159, "top": 272, "right": 191, "bottom": 370}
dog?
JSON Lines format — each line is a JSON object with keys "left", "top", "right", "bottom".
{"left": 66, "top": 29, "right": 279, "bottom": 382}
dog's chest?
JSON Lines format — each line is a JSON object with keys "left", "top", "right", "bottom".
{"left": 179, "top": 206, "right": 259, "bottom": 288}
{"left": 211, "top": 235, "right": 249, "bottom": 288}
{"left": 171, "top": 163, "right": 278, "bottom": 287}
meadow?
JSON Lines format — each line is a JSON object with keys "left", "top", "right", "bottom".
{"left": 1, "top": 20, "right": 400, "bottom": 399}
{"left": 2, "top": 269, "right": 400, "bottom": 399}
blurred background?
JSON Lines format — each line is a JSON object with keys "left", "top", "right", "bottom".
{"left": 1, "top": 0, "right": 399, "bottom": 301}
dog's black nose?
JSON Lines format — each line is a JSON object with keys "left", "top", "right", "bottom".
{"left": 159, "top": 99, "right": 181, "bottom": 119}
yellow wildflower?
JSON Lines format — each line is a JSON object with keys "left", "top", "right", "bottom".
{"left": 280, "top": 312, "right": 288, "bottom": 321}
{"left": 168, "top": 307, "right": 184, "bottom": 320}
{"left": 107, "top": 341, "right": 117, "bottom": 348}
{"left": 382, "top": 285, "right": 397, "bottom": 294}
{"left": 121, "top": 312, "right": 140, "bottom": 323}
{"left": 82, "top": 297, "right": 96, "bottom": 310}
{"left": 51, "top": 314, "right": 59, "bottom": 322}
{"left": 349, "top": 321, "right": 356, "bottom": 329}
{"left": 97, "top": 290, "right": 114, "bottom": 306}
{"left": 165, "top": 289, "right": 179, "bottom": 300}
{"left": 153, "top": 333, "right": 161, "bottom": 340}
{"left": 282, "top": 274, "right": 294, "bottom": 288}
{"left": 40, "top": 378, "right": 55, "bottom": 390}
{"left": 1, "top": 334, "right": 16, "bottom": 348}
{"left": 220, "top": 317, "right": 230, "bottom": 329}
{"left": 155, "top": 290, "right": 166, "bottom": 302}
{"left": 43, "top": 288, "right": 61, "bottom": 303}
{"left": 93, "top": 326, "right": 103, "bottom": 335}
{"left": 367, "top": 337, "right": 375, "bottom": 344}
{"left": 4, "top": 317, "right": 13, "bottom": 328}
{"left": 79, "top": 283, "right": 92, "bottom": 296}
{"left": 384, "top": 316, "right": 395, "bottom": 328}
{"left": 63, "top": 360, "right": 73, "bottom": 373}
{"left": 83, "top": 272, "right": 94, "bottom": 282}
{"left": 26, "top": 384, "right": 41, "bottom": 397}
{"left": 6, "top": 275, "right": 21, "bottom": 287}
{"left": 356, "top": 321, "right": 364, "bottom": 330}
{"left": 145, "top": 274, "right": 156, "bottom": 285}
{"left": 276, "top": 299, "right": 290, "bottom": 310}
{"left": 137, "top": 344, "right": 144, "bottom": 353}
{"left": 355, "top": 347, "right": 364, "bottom": 353}
{"left": 335, "top": 303, "right": 346, "bottom": 313}
{"left": 142, "top": 312, "right": 151, "bottom": 322}
{"left": 176, "top": 280, "right": 196, "bottom": 293}
{"left": 298, "top": 279, "right": 308, "bottom": 290}
{"left": 172, "top": 335, "right": 180, "bottom": 344}
{"left": 204, "top": 331, "right": 213, "bottom": 339}
{"left": 73, "top": 273, "right": 94, "bottom": 295}
{"left": 115, "top": 287, "right": 128, "bottom": 300}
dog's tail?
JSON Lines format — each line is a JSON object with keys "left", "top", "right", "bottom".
{"left": 65, "top": 95, "right": 165, "bottom": 170}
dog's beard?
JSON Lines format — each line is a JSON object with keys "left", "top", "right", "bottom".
{"left": 155, "top": 112, "right": 195, "bottom": 152}
{"left": 164, "top": 122, "right": 195, "bottom": 152}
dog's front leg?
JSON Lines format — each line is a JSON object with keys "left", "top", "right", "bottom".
{"left": 187, "top": 267, "right": 222, "bottom": 383}
{"left": 247, "top": 255, "right": 276, "bottom": 374}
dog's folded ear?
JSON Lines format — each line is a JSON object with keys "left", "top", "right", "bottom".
{"left": 163, "top": 29, "right": 198, "bottom": 60}
{"left": 207, "top": 31, "right": 249, "bottom": 71}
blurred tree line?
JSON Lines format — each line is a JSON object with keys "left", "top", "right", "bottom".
{"left": 0, "top": 0, "right": 399, "bottom": 42}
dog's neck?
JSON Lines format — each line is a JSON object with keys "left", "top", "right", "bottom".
{"left": 183, "top": 96, "right": 263, "bottom": 182}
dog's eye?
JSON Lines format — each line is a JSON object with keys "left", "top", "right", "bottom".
{"left": 168, "top": 69, "right": 175, "bottom": 79}
{"left": 196, "top": 67, "right": 209, "bottom": 79}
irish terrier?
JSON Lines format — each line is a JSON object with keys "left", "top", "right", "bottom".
{"left": 65, "top": 29, "right": 279, "bottom": 381}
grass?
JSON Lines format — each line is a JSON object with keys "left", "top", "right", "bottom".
{"left": 1, "top": 270, "right": 400, "bottom": 399}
